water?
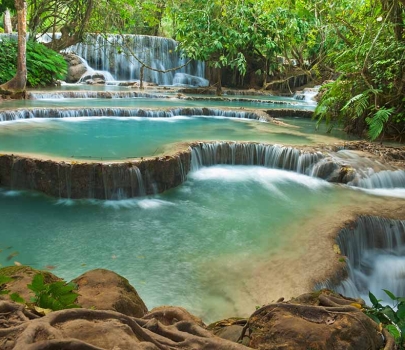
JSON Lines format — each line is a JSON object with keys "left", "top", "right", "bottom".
{"left": 0, "top": 116, "right": 340, "bottom": 160}
{"left": 1, "top": 96, "right": 314, "bottom": 111}
{"left": 318, "top": 216, "right": 405, "bottom": 306}
{"left": 65, "top": 34, "right": 205, "bottom": 85}
{"left": 0, "top": 165, "right": 348, "bottom": 321}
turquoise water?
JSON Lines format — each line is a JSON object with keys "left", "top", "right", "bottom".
{"left": 0, "top": 165, "right": 343, "bottom": 321}
{"left": 0, "top": 116, "right": 333, "bottom": 160}
{"left": 1, "top": 97, "right": 313, "bottom": 110}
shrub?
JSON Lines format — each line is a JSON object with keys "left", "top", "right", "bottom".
{"left": 0, "top": 38, "right": 67, "bottom": 87}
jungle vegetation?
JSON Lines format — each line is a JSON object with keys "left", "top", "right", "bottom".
{"left": 0, "top": 0, "right": 404, "bottom": 140}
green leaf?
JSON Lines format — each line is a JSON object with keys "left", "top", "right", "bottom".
{"left": 10, "top": 292, "right": 25, "bottom": 304}
{"left": 386, "top": 325, "right": 401, "bottom": 341}
{"left": 383, "top": 289, "right": 397, "bottom": 301}
{"left": 0, "top": 275, "right": 13, "bottom": 285}
{"left": 27, "top": 274, "right": 46, "bottom": 293}
{"left": 369, "top": 291, "right": 380, "bottom": 308}
{"left": 397, "top": 304, "right": 405, "bottom": 320}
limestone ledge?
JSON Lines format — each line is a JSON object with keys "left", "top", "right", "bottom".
{"left": 0, "top": 140, "right": 405, "bottom": 200}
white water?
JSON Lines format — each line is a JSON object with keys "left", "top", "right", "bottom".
{"left": 66, "top": 34, "right": 206, "bottom": 85}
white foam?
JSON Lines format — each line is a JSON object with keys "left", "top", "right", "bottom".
{"left": 190, "top": 166, "right": 330, "bottom": 190}
{"left": 359, "top": 188, "right": 405, "bottom": 199}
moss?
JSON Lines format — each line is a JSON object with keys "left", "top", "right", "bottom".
{"left": 0, "top": 265, "right": 60, "bottom": 284}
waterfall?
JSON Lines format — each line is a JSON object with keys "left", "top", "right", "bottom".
{"left": 190, "top": 142, "right": 324, "bottom": 174}
{"left": 317, "top": 216, "right": 405, "bottom": 303}
{"left": 0, "top": 108, "right": 265, "bottom": 122}
{"left": 349, "top": 169, "right": 405, "bottom": 189}
{"left": 293, "top": 87, "right": 319, "bottom": 105}
{"left": 101, "top": 164, "right": 145, "bottom": 200}
{"left": 65, "top": 34, "right": 206, "bottom": 85}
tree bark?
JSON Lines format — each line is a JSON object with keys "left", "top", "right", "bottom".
{"left": 3, "top": 9, "right": 12, "bottom": 33}
{"left": 0, "top": 0, "right": 27, "bottom": 98}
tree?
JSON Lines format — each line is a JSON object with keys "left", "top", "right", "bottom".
{"left": 0, "top": 0, "right": 27, "bottom": 98}
{"left": 315, "top": 0, "right": 405, "bottom": 141}
{"left": 1, "top": 0, "right": 15, "bottom": 33}
{"left": 28, "top": 0, "right": 94, "bottom": 51}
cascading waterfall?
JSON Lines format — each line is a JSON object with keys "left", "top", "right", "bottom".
{"left": 66, "top": 34, "right": 207, "bottom": 86}
{"left": 189, "top": 142, "right": 324, "bottom": 174}
{"left": 349, "top": 169, "right": 405, "bottom": 189}
{"left": 0, "top": 108, "right": 264, "bottom": 122}
{"left": 317, "top": 216, "right": 405, "bottom": 303}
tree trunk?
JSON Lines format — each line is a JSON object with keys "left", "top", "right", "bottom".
{"left": 3, "top": 9, "right": 12, "bottom": 33}
{"left": 0, "top": 0, "right": 27, "bottom": 98}
{"left": 216, "top": 68, "right": 222, "bottom": 96}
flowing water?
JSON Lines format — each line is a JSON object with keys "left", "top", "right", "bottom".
{"left": 0, "top": 165, "right": 375, "bottom": 322}
{"left": 1, "top": 33, "right": 405, "bottom": 322}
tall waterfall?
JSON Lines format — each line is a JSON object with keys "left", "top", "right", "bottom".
{"left": 318, "top": 216, "right": 405, "bottom": 303}
{"left": 66, "top": 34, "right": 207, "bottom": 86}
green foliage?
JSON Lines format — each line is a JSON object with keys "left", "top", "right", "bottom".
{"left": 27, "top": 274, "right": 80, "bottom": 311}
{"left": 365, "top": 290, "right": 405, "bottom": 347}
{"left": 0, "top": 39, "right": 67, "bottom": 87}
{"left": 315, "top": 0, "right": 405, "bottom": 141}
{"left": 0, "top": 275, "right": 24, "bottom": 303}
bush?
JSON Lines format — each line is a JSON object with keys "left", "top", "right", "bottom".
{"left": 0, "top": 38, "right": 67, "bottom": 87}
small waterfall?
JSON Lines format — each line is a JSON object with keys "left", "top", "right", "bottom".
{"left": 293, "top": 87, "right": 319, "bottom": 105}
{"left": 318, "top": 216, "right": 405, "bottom": 303}
{"left": 28, "top": 91, "right": 171, "bottom": 100}
{"left": 190, "top": 142, "right": 324, "bottom": 174}
{"left": 65, "top": 34, "right": 205, "bottom": 85}
{"left": 172, "top": 73, "right": 209, "bottom": 87}
{"left": 101, "top": 164, "right": 144, "bottom": 200}
{"left": 350, "top": 169, "right": 405, "bottom": 189}
{"left": 0, "top": 108, "right": 265, "bottom": 122}
{"left": 129, "top": 166, "right": 145, "bottom": 197}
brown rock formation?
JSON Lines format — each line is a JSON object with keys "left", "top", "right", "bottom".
{"left": 243, "top": 290, "right": 392, "bottom": 350}
{"left": 72, "top": 269, "right": 148, "bottom": 318}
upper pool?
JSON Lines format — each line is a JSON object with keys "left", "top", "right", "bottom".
{"left": 0, "top": 116, "right": 351, "bottom": 160}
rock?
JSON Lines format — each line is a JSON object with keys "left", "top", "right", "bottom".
{"left": 208, "top": 317, "right": 250, "bottom": 345}
{"left": 245, "top": 290, "right": 388, "bottom": 350}
{"left": 72, "top": 269, "right": 148, "bottom": 317}
{"left": 64, "top": 53, "right": 88, "bottom": 83}
{"left": 144, "top": 305, "right": 205, "bottom": 327}
{"left": 0, "top": 266, "right": 60, "bottom": 303}
{"left": 0, "top": 301, "right": 250, "bottom": 350}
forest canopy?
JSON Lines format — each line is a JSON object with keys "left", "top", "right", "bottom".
{"left": 0, "top": 0, "right": 404, "bottom": 140}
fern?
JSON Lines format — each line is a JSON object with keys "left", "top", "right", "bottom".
{"left": 28, "top": 273, "right": 80, "bottom": 311}
{"left": 366, "top": 107, "right": 395, "bottom": 141}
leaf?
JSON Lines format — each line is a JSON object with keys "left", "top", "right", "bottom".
{"left": 366, "top": 107, "right": 395, "bottom": 141}
{"left": 369, "top": 291, "right": 380, "bottom": 308}
{"left": 397, "top": 304, "right": 405, "bottom": 320}
{"left": 386, "top": 325, "right": 401, "bottom": 341}
{"left": 27, "top": 274, "right": 46, "bottom": 293}
{"left": 10, "top": 292, "right": 25, "bottom": 304}
{"left": 34, "top": 305, "right": 53, "bottom": 316}
{"left": 383, "top": 289, "right": 397, "bottom": 301}
{"left": 0, "top": 275, "right": 13, "bottom": 285}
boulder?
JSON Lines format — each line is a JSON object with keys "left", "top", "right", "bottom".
{"left": 72, "top": 268, "right": 148, "bottom": 317}
{"left": 0, "top": 266, "right": 60, "bottom": 303}
{"left": 244, "top": 290, "right": 390, "bottom": 350}
{"left": 64, "top": 53, "right": 88, "bottom": 83}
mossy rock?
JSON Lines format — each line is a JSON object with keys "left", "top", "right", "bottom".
{"left": 0, "top": 265, "right": 60, "bottom": 302}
